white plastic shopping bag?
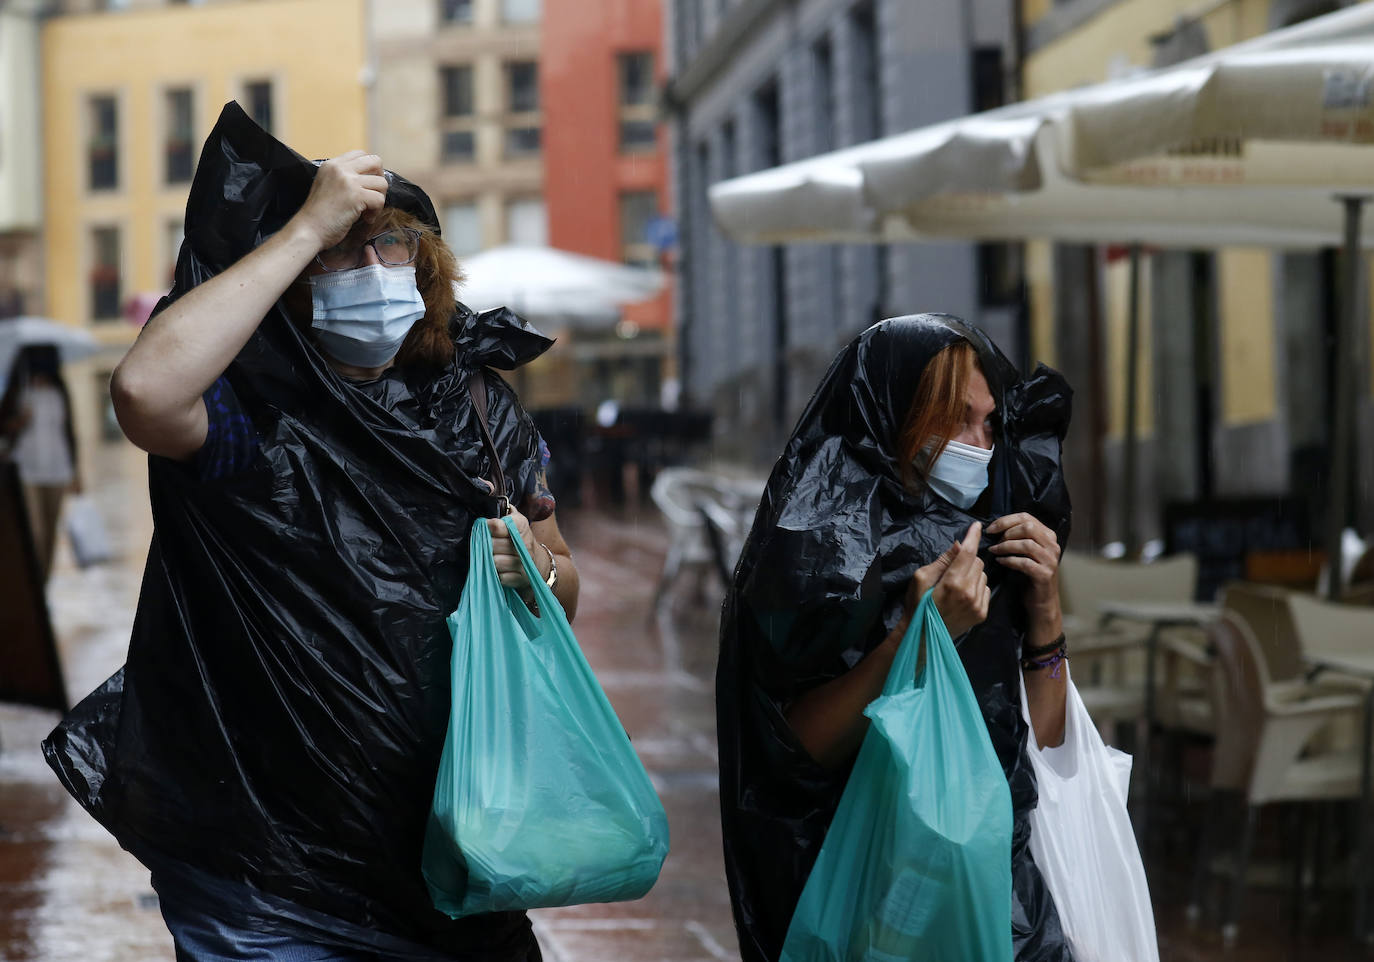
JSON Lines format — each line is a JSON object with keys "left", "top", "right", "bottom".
{"left": 1021, "top": 667, "right": 1160, "bottom": 962}
{"left": 65, "top": 495, "right": 115, "bottom": 568}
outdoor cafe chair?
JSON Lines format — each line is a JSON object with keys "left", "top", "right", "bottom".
{"left": 1188, "top": 608, "right": 1365, "bottom": 946}
{"left": 649, "top": 467, "right": 761, "bottom": 606}
{"left": 1057, "top": 551, "right": 1206, "bottom": 743}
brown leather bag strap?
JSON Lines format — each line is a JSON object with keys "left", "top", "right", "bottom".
{"left": 466, "top": 368, "right": 510, "bottom": 516}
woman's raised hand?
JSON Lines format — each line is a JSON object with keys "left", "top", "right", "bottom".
{"left": 293, "top": 151, "right": 390, "bottom": 252}
{"left": 905, "top": 521, "right": 991, "bottom": 637}
{"left": 487, "top": 506, "right": 544, "bottom": 596}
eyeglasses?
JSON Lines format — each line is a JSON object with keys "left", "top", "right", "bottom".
{"left": 315, "top": 227, "right": 422, "bottom": 272}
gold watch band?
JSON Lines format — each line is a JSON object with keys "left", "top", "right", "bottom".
{"left": 540, "top": 543, "right": 558, "bottom": 590}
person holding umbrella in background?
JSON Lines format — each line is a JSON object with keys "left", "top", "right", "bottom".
{"left": 0, "top": 344, "right": 80, "bottom": 580}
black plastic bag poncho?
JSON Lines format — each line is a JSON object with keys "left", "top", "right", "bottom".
{"left": 717, "top": 315, "right": 1077, "bottom": 962}
{"left": 43, "top": 103, "right": 553, "bottom": 959}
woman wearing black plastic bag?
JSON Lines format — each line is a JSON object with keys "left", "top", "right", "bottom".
{"left": 717, "top": 315, "right": 1078, "bottom": 961}
{"left": 43, "top": 104, "right": 577, "bottom": 961}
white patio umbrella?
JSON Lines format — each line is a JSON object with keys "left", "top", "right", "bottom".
{"left": 455, "top": 245, "right": 665, "bottom": 330}
{"left": 709, "top": 2, "right": 1374, "bottom": 597}
{"left": 0, "top": 316, "right": 105, "bottom": 380}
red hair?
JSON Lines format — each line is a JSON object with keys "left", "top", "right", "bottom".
{"left": 898, "top": 340, "right": 977, "bottom": 491}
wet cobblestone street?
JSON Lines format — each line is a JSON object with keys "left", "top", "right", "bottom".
{"left": 4, "top": 443, "right": 1374, "bottom": 960}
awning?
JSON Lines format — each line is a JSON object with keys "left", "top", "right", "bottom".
{"left": 709, "top": 4, "right": 1374, "bottom": 249}
{"left": 707, "top": 3, "right": 1374, "bottom": 602}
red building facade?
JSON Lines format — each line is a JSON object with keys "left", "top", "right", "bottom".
{"left": 541, "top": 0, "right": 671, "bottom": 347}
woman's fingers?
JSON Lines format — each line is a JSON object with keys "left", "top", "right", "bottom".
{"left": 488, "top": 508, "right": 538, "bottom": 590}
{"left": 989, "top": 538, "right": 1049, "bottom": 566}
{"left": 298, "top": 153, "right": 391, "bottom": 249}
{"left": 913, "top": 540, "right": 960, "bottom": 596}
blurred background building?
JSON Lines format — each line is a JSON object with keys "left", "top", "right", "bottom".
{"left": 371, "top": 0, "right": 543, "bottom": 260}
{"left": 1018, "top": 0, "right": 1372, "bottom": 549}
{"left": 4, "top": 0, "right": 1371, "bottom": 537}
{"left": 35, "top": 0, "right": 367, "bottom": 479}
{"left": 0, "top": 0, "right": 44, "bottom": 320}
{"left": 665, "top": 0, "right": 1023, "bottom": 463}
{"left": 668, "top": 0, "right": 1373, "bottom": 555}
{"left": 11, "top": 0, "right": 680, "bottom": 496}
{"left": 542, "top": 0, "right": 671, "bottom": 412}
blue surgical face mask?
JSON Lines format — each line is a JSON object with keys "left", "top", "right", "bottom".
{"left": 309, "top": 265, "right": 427, "bottom": 369}
{"left": 922, "top": 439, "right": 994, "bottom": 509}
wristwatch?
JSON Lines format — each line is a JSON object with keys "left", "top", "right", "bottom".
{"left": 540, "top": 543, "right": 558, "bottom": 590}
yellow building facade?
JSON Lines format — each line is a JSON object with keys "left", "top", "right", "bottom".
{"left": 42, "top": 0, "right": 367, "bottom": 349}
{"left": 1020, "top": 0, "right": 1374, "bottom": 545}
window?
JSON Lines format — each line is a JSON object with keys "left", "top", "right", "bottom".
{"left": 501, "top": 0, "right": 540, "bottom": 24}
{"left": 752, "top": 79, "right": 780, "bottom": 170}
{"left": 617, "top": 52, "right": 657, "bottom": 152}
{"left": 442, "top": 130, "right": 476, "bottom": 163}
{"left": 441, "top": 65, "right": 474, "bottom": 117}
{"left": 619, "top": 190, "right": 658, "bottom": 268}
{"left": 245, "top": 80, "right": 274, "bottom": 135}
{"left": 506, "top": 61, "right": 539, "bottom": 113}
{"left": 971, "top": 47, "right": 1004, "bottom": 114}
{"left": 977, "top": 242, "right": 1023, "bottom": 308}
{"left": 89, "top": 95, "right": 118, "bottom": 191}
{"left": 505, "top": 62, "right": 541, "bottom": 158}
{"left": 812, "top": 37, "right": 835, "bottom": 153}
{"left": 505, "top": 127, "right": 541, "bottom": 156}
{"left": 439, "top": 0, "right": 474, "bottom": 23}
{"left": 444, "top": 202, "right": 482, "bottom": 257}
{"left": 969, "top": 47, "right": 1018, "bottom": 308}
{"left": 165, "top": 88, "right": 194, "bottom": 184}
{"left": 619, "top": 52, "right": 655, "bottom": 107}
{"left": 505, "top": 198, "right": 546, "bottom": 247}
{"left": 91, "top": 227, "right": 122, "bottom": 321}
{"left": 848, "top": 1, "right": 880, "bottom": 144}
{"left": 439, "top": 65, "right": 476, "bottom": 165}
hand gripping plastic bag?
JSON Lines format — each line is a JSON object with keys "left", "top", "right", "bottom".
{"left": 422, "top": 516, "right": 670, "bottom": 917}
{"left": 780, "top": 589, "right": 1014, "bottom": 962}
{"left": 1020, "top": 669, "right": 1159, "bottom": 962}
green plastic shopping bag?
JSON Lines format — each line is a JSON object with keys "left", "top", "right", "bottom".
{"left": 780, "top": 589, "right": 1014, "bottom": 962}
{"left": 422, "top": 517, "right": 670, "bottom": 917}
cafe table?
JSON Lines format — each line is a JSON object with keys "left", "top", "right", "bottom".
{"left": 1095, "top": 600, "right": 1221, "bottom": 844}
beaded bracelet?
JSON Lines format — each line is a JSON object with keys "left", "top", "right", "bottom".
{"left": 1020, "top": 646, "right": 1068, "bottom": 679}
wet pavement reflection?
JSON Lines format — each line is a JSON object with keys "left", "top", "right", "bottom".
{"left": 5, "top": 441, "right": 1374, "bottom": 960}
{"left": 0, "top": 437, "right": 739, "bottom": 961}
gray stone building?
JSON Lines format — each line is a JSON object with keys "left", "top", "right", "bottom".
{"left": 665, "top": 0, "right": 1021, "bottom": 464}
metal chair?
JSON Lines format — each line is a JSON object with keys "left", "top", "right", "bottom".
{"left": 1188, "top": 606, "right": 1365, "bottom": 945}
{"left": 649, "top": 467, "right": 761, "bottom": 605}
{"left": 1057, "top": 551, "right": 1204, "bottom": 743}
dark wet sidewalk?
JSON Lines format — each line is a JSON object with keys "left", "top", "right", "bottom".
{"left": 0, "top": 463, "right": 737, "bottom": 960}
{"left": 4, "top": 456, "right": 1374, "bottom": 960}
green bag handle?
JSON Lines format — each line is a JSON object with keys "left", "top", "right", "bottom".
{"left": 465, "top": 516, "right": 544, "bottom": 642}
{"left": 497, "top": 514, "right": 565, "bottom": 627}
{"left": 880, "top": 588, "right": 948, "bottom": 697}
